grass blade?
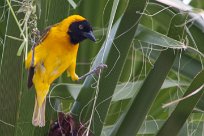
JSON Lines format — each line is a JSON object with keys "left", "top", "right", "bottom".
{"left": 157, "top": 69, "right": 204, "bottom": 136}
{"left": 110, "top": 13, "right": 188, "bottom": 136}
{"left": 70, "top": 0, "right": 147, "bottom": 135}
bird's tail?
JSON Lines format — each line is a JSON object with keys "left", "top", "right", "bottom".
{"left": 32, "top": 97, "right": 46, "bottom": 127}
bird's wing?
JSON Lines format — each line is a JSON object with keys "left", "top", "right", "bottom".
{"left": 27, "top": 23, "right": 58, "bottom": 88}
{"left": 31, "top": 23, "right": 59, "bottom": 47}
{"left": 36, "top": 26, "right": 50, "bottom": 45}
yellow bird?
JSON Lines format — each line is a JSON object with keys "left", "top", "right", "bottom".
{"left": 25, "top": 15, "right": 96, "bottom": 127}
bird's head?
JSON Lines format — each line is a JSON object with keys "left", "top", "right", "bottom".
{"left": 63, "top": 15, "right": 96, "bottom": 44}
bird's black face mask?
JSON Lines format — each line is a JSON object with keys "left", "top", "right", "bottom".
{"left": 68, "top": 20, "right": 96, "bottom": 44}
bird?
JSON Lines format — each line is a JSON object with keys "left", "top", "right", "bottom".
{"left": 25, "top": 15, "right": 96, "bottom": 127}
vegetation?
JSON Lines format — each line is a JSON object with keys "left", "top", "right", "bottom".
{"left": 1, "top": 0, "right": 204, "bottom": 135}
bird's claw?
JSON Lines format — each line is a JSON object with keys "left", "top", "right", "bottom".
{"left": 78, "top": 63, "right": 107, "bottom": 80}
{"left": 93, "top": 63, "right": 108, "bottom": 76}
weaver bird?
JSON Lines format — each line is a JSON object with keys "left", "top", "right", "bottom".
{"left": 25, "top": 15, "right": 96, "bottom": 127}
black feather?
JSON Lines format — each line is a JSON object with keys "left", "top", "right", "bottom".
{"left": 28, "top": 66, "right": 35, "bottom": 88}
{"left": 68, "top": 20, "right": 93, "bottom": 44}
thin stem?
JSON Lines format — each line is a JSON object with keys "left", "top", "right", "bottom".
{"left": 6, "top": 0, "right": 26, "bottom": 41}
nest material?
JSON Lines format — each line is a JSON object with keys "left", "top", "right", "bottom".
{"left": 48, "top": 112, "right": 92, "bottom": 136}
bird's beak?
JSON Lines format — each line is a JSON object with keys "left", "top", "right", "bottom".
{"left": 83, "top": 31, "right": 96, "bottom": 42}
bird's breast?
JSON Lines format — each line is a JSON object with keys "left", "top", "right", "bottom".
{"left": 34, "top": 29, "right": 79, "bottom": 84}
{"left": 44, "top": 52, "right": 72, "bottom": 83}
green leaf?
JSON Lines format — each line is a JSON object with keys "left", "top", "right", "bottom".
{"left": 2, "top": 0, "right": 204, "bottom": 135}
{"left": 70, "top": 0, "right": 147, "bottom": 135}
{"left": 103, "top": 120, "right": 165, "bottom": 136}
{"left": 156, "top": 0, "right": 204, "bottom": 32}
{"left": 110, "top": 13, "right": 188, "bottom": 136}
{"left": 59, "top": 79, "right": 187, "bottom": 103}
{"left": 135, "top": 25, "right": 185, "bottom": 49}
{"left": 156, "top": 69, "right": 204, "bottom": 136}
{"left": 112, "top": 80, "right": 188, "bottom": 102}
{"left": 16, "top": 41, "right": 26, "bottom": 56}
{"left": 138, "top": 42, "right": 202, "bottom": 79}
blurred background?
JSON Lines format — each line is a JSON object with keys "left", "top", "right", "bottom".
{"left": 1, "top": 0, "right": 204, "bottom": 136}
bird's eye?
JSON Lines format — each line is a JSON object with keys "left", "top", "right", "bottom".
{"left": 79, "top": 25, "right": 84, "bottom": 30}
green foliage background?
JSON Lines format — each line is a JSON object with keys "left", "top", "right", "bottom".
{"left": 1, "top": 0, "right": 204, "bottom": 136}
